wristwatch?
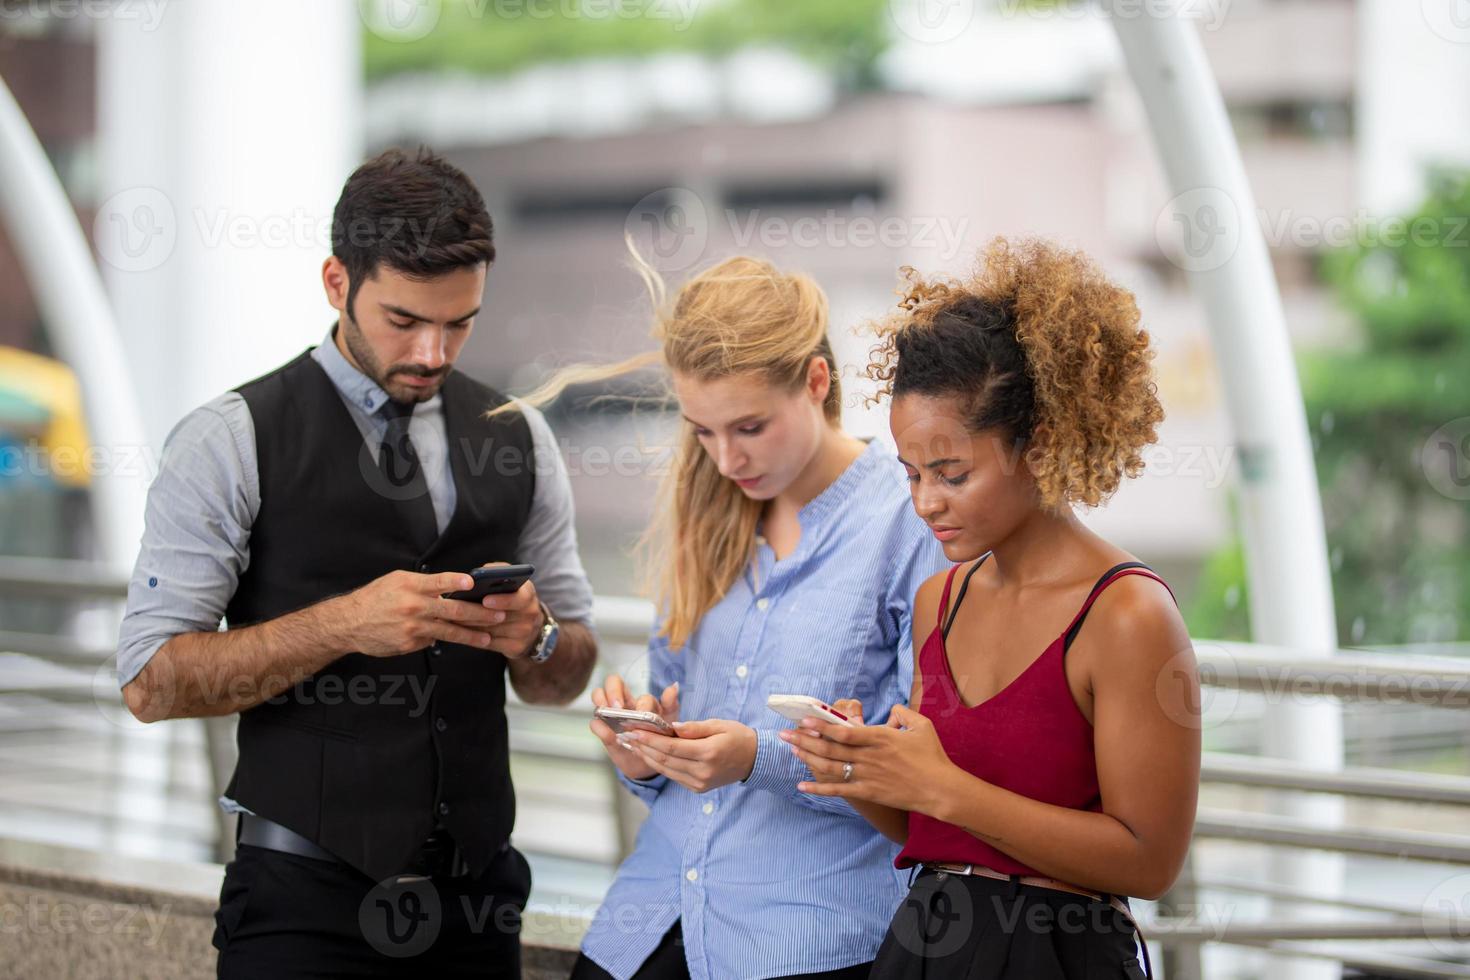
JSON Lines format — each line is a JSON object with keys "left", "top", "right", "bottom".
{"left": 527, "top": 602, "right": 560, "bottom": 663}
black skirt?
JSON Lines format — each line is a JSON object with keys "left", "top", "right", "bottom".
{"left": 869, "top": 868, "right": 1149, "bottom": 980}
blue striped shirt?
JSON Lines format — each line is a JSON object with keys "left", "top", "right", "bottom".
{"left": 579, "top": 439, "right": 948, "bottom": 980}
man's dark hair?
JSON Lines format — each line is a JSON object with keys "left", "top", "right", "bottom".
{"left": 331, "top": 147, "right": 494, "bottom": 320}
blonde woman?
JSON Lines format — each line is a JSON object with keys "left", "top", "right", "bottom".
{"left": 523, "top": 256, "right": 946, "bottom": 978}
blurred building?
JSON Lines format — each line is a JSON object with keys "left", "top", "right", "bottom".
{"left": 363, "top": 0, "right": 1409, "bottom": 595}
{"left": 4, "top": 0, "right": 1469, "bottom": 597}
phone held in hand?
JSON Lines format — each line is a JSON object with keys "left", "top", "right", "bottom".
{"left": 766, "top": 694, "right": 857, "bottom": 728}
{"left": 595, "top": 707, "right": 679, "bottom": 738}
{"left": 442, "top": 563, "right": 536, "bottom": 602}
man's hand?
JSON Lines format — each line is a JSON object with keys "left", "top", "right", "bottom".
{"left": 335, "top": 569, "right": 501, "bottom": 656}
{"left": 473, "top": 562, "right": 546, "bottom": 660}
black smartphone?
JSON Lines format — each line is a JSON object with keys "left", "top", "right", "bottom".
{"left": 442, "top": 564, "right": 535, "bottom": 602}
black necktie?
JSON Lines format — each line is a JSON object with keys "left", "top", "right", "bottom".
{"left": 378, "top": 399, "right": 439, "bottom": 552}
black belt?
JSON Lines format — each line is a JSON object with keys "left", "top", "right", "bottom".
{"left": 237, "top": 813, "right": 487, "bottom": 878}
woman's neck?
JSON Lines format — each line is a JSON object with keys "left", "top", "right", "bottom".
{"left": 986, "top": 504, "right": 1099, "bottom": 589}
{"left": 771, "top": 425, "right": 866, "bottom": 517}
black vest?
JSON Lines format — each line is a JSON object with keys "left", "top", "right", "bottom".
{"left": 223, "top": 350, "right": 536, "bottom": 882}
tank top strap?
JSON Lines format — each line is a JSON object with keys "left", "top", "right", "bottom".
{"left": 941, "top": 553, "right": 990, "bottom": 642}
{"left": 935, "top": 564, "right": 963, "bottom": 631}
{"left": 1060, "top": 562, "right": 1174, "bottom": 653}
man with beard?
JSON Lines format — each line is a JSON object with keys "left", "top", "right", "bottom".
{"left": 118, "top": 147, "right": 597, "bottom": 978}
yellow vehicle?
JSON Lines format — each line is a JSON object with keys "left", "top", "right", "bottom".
{"left": 0, "top": 346, "right": 90, "bottom": 489}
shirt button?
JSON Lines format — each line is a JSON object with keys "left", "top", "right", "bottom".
{"left": 755, "top": 534, "right": 766, "bottom": 546}
{"left": 435, "top": 717, "right": 448, "bottom": 733}
{"left": 438, "top": 802, "right": 450, "bottom": 817}
{"left": 430, "top": 644, "right": 442, "bottom": 656}
{"left": 756, "top": 598, "right": 769, "bottom": 611}
{"left": 735, "top": 665, "right": 748, "bottom": 679}
{"left": 702, "top": 803, "right": 714, "bottom": 815}
{"left": 419, "top": 563, "right": 430, "bottom": 572}
{"left": 685, "top": 868, "right": 699, "bottom": 882}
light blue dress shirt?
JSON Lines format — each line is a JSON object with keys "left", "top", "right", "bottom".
{"left": 579, "top": 439, "right": 948, "bottom": 980}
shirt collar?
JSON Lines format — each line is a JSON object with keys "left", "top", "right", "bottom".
{"left": 311, "top": 327, "right": 394, "bottom": 416}
{"left": 797, "top": 438, "right": 884, "bottom": 529}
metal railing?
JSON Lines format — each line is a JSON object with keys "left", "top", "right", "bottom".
{"left": 3, "top": 556, "right": 1470, "bottom": 977}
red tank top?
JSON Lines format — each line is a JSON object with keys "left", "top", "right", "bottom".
{"left": 895, "top": 556, "right": 1173, "bottom": 874}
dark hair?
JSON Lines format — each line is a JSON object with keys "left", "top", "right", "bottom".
{"left": 331, "top": 147, "right": 494, "bottom": 319}
{"left": 888, "top": 294, "right": 1035, "bottom": 443}
{"left": 869, "top": 238, "right": 1163, "bottom": 509}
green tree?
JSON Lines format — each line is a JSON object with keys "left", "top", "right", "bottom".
{"left": 363, "top": 0, "right": 891, "bottom": 90}
{"left": 1187, "top": 170, "right": 1470, "bottom": 647}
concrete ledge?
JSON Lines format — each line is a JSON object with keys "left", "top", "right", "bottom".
{"left": 0, "top": 837, "right": 580, "bottom": 979}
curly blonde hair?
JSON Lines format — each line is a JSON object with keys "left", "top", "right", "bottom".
{"left": 867, "top": 237, "right": 1163, "bottom": 509}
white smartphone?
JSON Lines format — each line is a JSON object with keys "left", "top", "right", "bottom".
{"left": 766, "top": 694, "right": 857, "bottom": 728}
{"left": 594, "top": 706, "right": 679, "bottom": 737}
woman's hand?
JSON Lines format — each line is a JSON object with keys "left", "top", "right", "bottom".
{"left": 620, "top": 719, "right": 758, "bottom": 795}
{"left": 782, "top": 703, "right": 958, "bottom": 815}
{"left": 589, "top": 673, "right": 680, "bottom": 782}
{"left": 781, "top": 698, "right": 865, "bottom": 785}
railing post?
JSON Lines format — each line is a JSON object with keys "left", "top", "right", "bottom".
{"left": 201, "top": 716, "right": 238, "bottom": 864}
{"left": 1159, "top": 851, "right": 1205, "bottom": 980}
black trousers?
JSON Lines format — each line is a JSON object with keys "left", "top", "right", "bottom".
{"left": 214, "top": 841, "right": 532, "bottom": 979}
{"left": 869, "top": 868, "right": 1148, "bottom": 979}
{"left": 569, "top": 921, "right": 874, "bottom": 980}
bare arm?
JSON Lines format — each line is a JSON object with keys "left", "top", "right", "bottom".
{"left": 123, "top": 570, "right": 500, "bottom": 723}
{"left": 507, "top": 619, "right": 597, "bottom": 706}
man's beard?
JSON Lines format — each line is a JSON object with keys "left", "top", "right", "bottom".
{"left": 341, "top": 309, "right": 447, "bottom": 403}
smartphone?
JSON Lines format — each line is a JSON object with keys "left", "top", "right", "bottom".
{"left": 767, "top": 694, "right": 857, "bottom": 728}
{"left": 594, "top": 707, "right": 679, "bottom": 738}
{"left": 442, "top": 564, "right": 536, "bottom": 603}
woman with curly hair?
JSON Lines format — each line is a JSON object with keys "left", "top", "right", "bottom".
{"left": 786, "top": 238, "right": 1200, "bottom": 979}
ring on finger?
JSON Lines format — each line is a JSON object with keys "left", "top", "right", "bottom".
{"left": 842, "top": 762, "right": 854, "bottom": 783}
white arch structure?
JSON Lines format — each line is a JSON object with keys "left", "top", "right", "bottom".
{"left": 0, "top": 75, "right": 147, "bottom": 573}
{"left": 1110, "top": 13, "right": 1343, "bottom": 980}
{"left": 0, "top": 5, "right": 1343, "bottom": 975}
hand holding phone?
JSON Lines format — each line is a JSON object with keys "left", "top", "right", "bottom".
{"left": 767, "top": 694, "right": 857, "bottom": 728}
{"left": 442, "top": 563, "right": 535, "bottom": 602}
{"left": 594, "top": 707, "right": 680, "bottom": 738}
{"left": 589, "top": 674, "right": 681, "bottom": 781}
